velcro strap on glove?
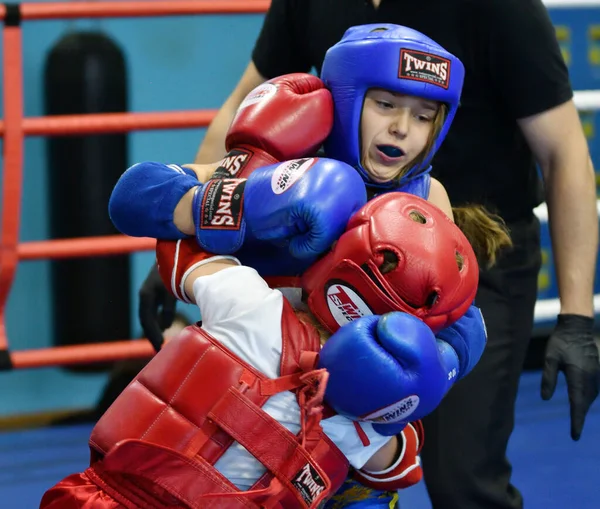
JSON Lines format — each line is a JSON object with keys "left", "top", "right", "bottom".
{"left": 192, "top": 178, "right": 247, "bottom": 254}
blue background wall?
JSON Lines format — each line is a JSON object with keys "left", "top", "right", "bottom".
{"left": 0, "top": 3, "right": 266, "bottom": 418}
{"left": 0, "top": 3, "right": 599, "bottom": 418}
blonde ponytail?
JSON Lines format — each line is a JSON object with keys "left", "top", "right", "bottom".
{"left": 452, "top": 205, "right": 512, "bottom": 269}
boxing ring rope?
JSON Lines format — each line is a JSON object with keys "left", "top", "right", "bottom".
{"left": 0, "top": 1, "right": 271, "bottom": 20}
{"left": 0, "top": 110, "right": 216, "bottom": 137}
{"left": 18, "top": 236, "right": 155, "bottom": 261}
{"left": 544, "top": 0, "right": 600, "bottom": 7}
{"left": 1, "top": 0, "right": 599, "bottom": 371}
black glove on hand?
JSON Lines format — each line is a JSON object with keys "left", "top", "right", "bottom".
{"left": 138, "top": 263, "right": 177, "bottom": 352}
{"left": 541, "top": 314, "right": 600, "bottom": 440}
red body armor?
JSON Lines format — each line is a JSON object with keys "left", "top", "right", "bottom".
{"left": 85, "top": 299, "right": 349, "bottom": 508}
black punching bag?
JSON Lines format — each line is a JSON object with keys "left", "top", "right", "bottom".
{"left": 45, "top": 31, "right": 130, "bottom": 370}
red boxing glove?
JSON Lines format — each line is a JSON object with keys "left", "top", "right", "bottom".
{"left": 353, "top": 421, "right": 424, "bottom": 491}
{"left": 155, "top": 238, "right": 238, "bottom": 304}
{"left": 213, "top": 73, "right": 334, "bottom": 180}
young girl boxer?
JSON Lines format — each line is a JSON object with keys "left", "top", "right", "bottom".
{"left": 320, "top": 24, "right": 511, "bottom": 267}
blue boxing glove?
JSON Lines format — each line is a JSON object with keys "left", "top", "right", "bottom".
{"left": 235, "top": 240, "right": 315, "bottom": 277}
{"left": 193, "top": 157, "right": 367, "bottom": 258}
{"left": 109, "top": 162, "right": 198, "bottom": 239}
{"left": 436, "top": 304, "right": 487, "bottom": 381}
{"left": 318, "top": 313, "right": 459, "bottom": 437}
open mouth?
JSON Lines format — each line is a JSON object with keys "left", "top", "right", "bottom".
{"left": 377, "top": 145, "right": 405, "bottom": 159}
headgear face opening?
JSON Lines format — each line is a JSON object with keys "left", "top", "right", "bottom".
{"left": 321, "top": 24, "right": 465, "bottom": 187}
{"left": 301, "top": 193, "right": 478, "bottom": 335}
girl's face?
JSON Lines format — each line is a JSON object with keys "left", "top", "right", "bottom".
{"left": 360, "top": 89, "right": 439, "bottom": 183}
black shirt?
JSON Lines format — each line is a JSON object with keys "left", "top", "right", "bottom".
{"left": 251, "top": 0, "right": 573, "bottom": 222}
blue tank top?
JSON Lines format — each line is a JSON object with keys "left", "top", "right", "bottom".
{"left": 396, "top": 172, "right": 431, "bottom": 199}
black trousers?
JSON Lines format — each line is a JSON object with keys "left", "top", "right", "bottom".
{"left": 421, "top": 213, "right": 542, "bottom": 509}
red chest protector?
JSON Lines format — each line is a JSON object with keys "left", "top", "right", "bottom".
{"left": 88, "top": 299, "right": 349, "bottom": 509}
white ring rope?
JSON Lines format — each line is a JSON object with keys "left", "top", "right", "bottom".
{"left": 544, "top": 0, "right": 600, "bottom": 8}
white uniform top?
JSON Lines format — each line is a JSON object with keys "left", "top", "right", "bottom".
{"left": 192, "top": 264, "right": 391, "bottom": 490}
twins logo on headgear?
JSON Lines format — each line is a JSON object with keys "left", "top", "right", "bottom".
{"left": 301, "top": 193, "right": 479, "bottom": 335}
{"left": 320, "top": 24, "right": 465, "bottom": 186}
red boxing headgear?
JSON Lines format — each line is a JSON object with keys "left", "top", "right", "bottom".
{"left": 302, "top": 193, "right": 479, "bottom": 334}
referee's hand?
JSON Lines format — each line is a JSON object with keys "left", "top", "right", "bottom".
{"left": 541, "top": 314, "right": 600, "bottom": 441}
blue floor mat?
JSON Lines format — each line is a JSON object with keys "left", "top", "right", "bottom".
{"left": 399, "top": 371, "right": 600, "bottom": 508}
{"left": 1, "top": 371, "right": 599, "bottom": 508}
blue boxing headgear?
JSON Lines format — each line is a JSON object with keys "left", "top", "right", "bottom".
{"left": 321, "top": 24, "right": 465, "bottom": 186}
